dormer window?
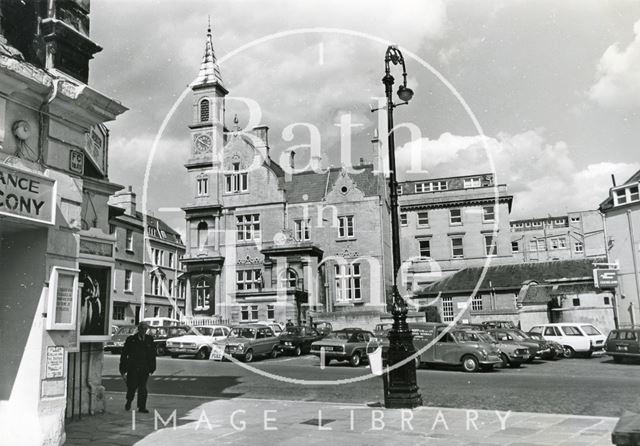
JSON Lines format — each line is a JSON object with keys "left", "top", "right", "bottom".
{"left": 199, "top": 98, "right": 210, "bottom": 122}
{"left": 463, "top": 177, "right": 481, "bottom": 188}
{"left": 614, "top": 185, "right": 640, "bottom": 206}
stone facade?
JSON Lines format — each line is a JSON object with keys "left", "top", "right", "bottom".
{"left": 599, "top": 170, "right": 640, "bottom": 328}
{"left": 0, "top": 2, "right": 126, "bottom": 445}
{"left": 109, "top": 187, "right": 186, "bottom": 326}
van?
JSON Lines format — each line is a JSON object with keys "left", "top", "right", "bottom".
{"left": 528, "top": 323, "right": 606, "bottom": 358}
{"left": 379, "top": 322, "right": 502, "bottom": 373}
{"left": 142, "top": 317, "right": 181, "bottom": 327}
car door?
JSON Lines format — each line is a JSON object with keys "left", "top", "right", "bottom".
{"left": 434, "top": 330, "right": 457, "bottom": 363}
{"left": 255, "top": 328, "right": 268, "bottom": 355}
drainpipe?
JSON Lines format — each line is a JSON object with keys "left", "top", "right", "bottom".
{"left": 600, "top": 211, "right": 619, "bottom": 329}
{"left": 37, "top": 78, "right": 61, "bottom": 164}
{"left": 626, "top": 210, "right": 640, "bottom": 328}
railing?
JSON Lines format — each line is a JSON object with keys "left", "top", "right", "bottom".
{"left": 180, "top": 315, "right": 231, "bottom": 327}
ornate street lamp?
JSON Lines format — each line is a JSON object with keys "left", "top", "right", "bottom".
{"left": 381, "top": 45, "right": 422, "bottom": 408}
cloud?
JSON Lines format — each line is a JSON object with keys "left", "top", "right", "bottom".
{"left": 588, "top": 19, "right": 640, "bottom": 108}
{"left": 394, "top": 130, "right": 640, "bottom": 218}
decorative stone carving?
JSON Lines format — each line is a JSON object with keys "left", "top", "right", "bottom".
{"left": 326, "top": 168, "right": 365, "bottom": 202}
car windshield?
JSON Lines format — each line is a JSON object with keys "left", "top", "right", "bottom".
{"left": 509, "top": 330, "right": 527, "bottom": 341}
{"left": 229, "top": 328, "right": 256, "bottom": 339}
{"left": 167, "top": 327, "right": 187, "bottom": 337}
{"left": 454, "top": 331, "right": 482, "bottom": 342}
{"left": 284, "top": 327, "right": 302, "bottom": 335}
{"left": 478, "top": 333, "right": 497, "bottom": 343}
{"left": 581, "top": 325, "right": 601, "bottom": 336}
{"left": 116, "top": 327, "right": 136, "bottom": 335}
{"left": 326, "top": 331, "right": 351, "bottom": 341}
{"left": 192, "top": 327, "right": 214, "bottom": 336}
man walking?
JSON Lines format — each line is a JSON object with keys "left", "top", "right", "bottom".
{"left": 119, "top": 321, "right": 156, "bottom": 412}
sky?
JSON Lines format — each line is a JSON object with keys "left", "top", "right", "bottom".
{"left": 90, "top": 0, "right": 640, "bottom": 234}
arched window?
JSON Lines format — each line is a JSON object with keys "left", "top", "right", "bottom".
{"left": 199, "top": 98, "right": 210, "bottom": 122}
{"left": 279, "top": 268, "right": 298, "bottom": 289}
{"left": 197, "top": 221, "right": 208, "bottom": 248}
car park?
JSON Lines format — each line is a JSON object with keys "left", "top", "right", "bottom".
{"left": 212, "top": 324, "right": 280, "bottom": 362}
{"left": 605, "top": 328, "right": 640, "bottom": 363}
{"left": 148, "top": 325, "right": 190, "bottom": 356}
{"left": 104, "top": 325, "right": 136, "bottom": 354}
{"left": 166, "top": 325, "right": 230, "bottom": 359}
{"left": 528, "top": 323, "right": 606, "bottom": 358}
{"left": 278, "top": 326, "right": 324, "bottom": 356}
{"left": 310, "top": 328, "right": 378, "bottom": 367}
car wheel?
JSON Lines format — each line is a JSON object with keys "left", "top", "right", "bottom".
{"left": 195, "top": 347, "right": 209, "bottom": 360}
{"left": 244, "top": 349, "right": 254, "bottom": 363}
{"left": 613, "top": 356, "right": 624, "bottom": 364}
{"left": 563, "top": 346, "right": 575, "bottom": 358}
{"left": 294, "top": 346, "right": 302, "bottom": 357}
{"left": 509, "top": 362, "right": 521, "bottom": 368}
{"left": 584, "top": 351, "right": 593, "bottom": 358}
{"left": 500, "top": 353, "right": 510, "bottom": 368}
{"left": 170, "top": 354, "right": 179, "bottom": 359}
{"left": 271, "top": 346, "right": 279, "bottom": 359}
{"left": 349, "top": 352, "right": 361, "bottom": 367}
{"left": 462, "top": 355, "right": 480, "bottom": 373}
{"left": 156, "top": 344, "right": 167, "bottom": 356}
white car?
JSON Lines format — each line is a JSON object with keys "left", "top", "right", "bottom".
{"left": 528, "top": 323, "right": 607, "bottom": 358}
{"left": 166, "top": 325, "right": 230, "bottom": 359}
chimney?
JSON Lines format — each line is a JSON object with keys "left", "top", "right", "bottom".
{"left": 109, "top": 185, "right": 137, "bottom": 216}
{"left": 611, "top": 174, "right": 617, "bottom": 187}
{"left": 290, "top": 151, "right": 296, "bottom": 169}
{"left": 251, "top": 125, "right": 270, "bottom": 164}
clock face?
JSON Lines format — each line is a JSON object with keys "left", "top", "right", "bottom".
{"left": 194, "top": 134, "right": 212, "bottom": 153}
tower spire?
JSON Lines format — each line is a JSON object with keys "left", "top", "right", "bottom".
{"left": 191, "top": 19, "right": 224, "bottom": 88}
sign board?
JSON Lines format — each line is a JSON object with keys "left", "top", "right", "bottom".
{"left": 78, "top": 264, "right": 112, "bottom": 341}
{"left": 0, "top": 163, "right": 56, "bottom": 225}
{"left": 593, "top": 268, "right": 619, "bottom": 289}
{"left": 47, "top": 267, "right": 79, "bottom": 330}
{"left": 84, "top": 125, "right": 108, "bottom": 176}
{"left": 45, "top": 346, "right": 65, "bottom": 379}
{"left": 69, "top": 149, "right": 84, "bottom": 175}
{"left": 79, "top": 239, "right": 113, "bottom": 257}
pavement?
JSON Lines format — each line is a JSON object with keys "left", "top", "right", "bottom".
{"left": 64, "top": 391, "right": 618, "bottom": 445}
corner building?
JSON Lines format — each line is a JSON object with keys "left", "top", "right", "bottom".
{"left": 181, "top": 28, "right": 393, "bottom": 328}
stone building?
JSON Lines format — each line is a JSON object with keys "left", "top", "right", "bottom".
{"left": 599, "top": 169, "right": 640, "bottom": 327}
{"left": 416, "top": 258, "right": 615, "bottom": 332}
{"left": 109, "top": 187, "right": 186, "bottom": 326}
{"left": 509, "top": 210, "right": 606, "bottom": 263}
{"left": 0, "top": 1, "right": 126, "bottom": 444}
{"left": 180, "top": 27, "right": 392, "bottom": 329}
{"left": 398, "top": 173, "right": 514, "bottom": 289}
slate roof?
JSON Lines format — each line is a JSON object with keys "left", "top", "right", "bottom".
{"left": 109, "top": 205, "right": 183, "bottom": 246}
{"left": 191, "top": 26, "right": 224, "bottom": 89}
{"left": 286, "top": 164, "right": 382, "bottom": 204}
{"left": 419, "top": 258, "right": 605, "bottom": 296}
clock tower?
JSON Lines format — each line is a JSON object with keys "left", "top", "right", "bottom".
{"left": 182, "top": 24, "right": 228, "bottom": 317}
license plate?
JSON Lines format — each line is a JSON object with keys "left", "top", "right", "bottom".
{"left": 618, "top": 346, "right": 628, "bottom": 351}
{"left": 211, "top": 348, "right": 223, "bottom": 360}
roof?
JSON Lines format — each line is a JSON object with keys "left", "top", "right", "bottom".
{"left": 599, "top": 168, "right": 640, "bottom": 211}
{"left": 286, "top": 164, "right": 382, "bottom": 203}
{"left": 138, "top": 211, "right": 183, "bottom": 245}
{"left": 420, "top": 258, "right": 605, "bottom": 296}
{"left": 191, "top": 26, "right": 224, "bottom": 89}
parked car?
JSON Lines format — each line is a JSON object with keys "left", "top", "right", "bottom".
{"left": 166, "top": 325, "right": 230, "bottom": 359}
{"left": 148, "top": 325, "right": 191, "bottom": 356}
{"left": 278, "top": 326, "right": 324, "bottom": 356}
{"left": 527, "top": 332, "right": 564, "bottom": 359}
{"left": 311, "top": 321, "right": 333, "bottom": 337}
{"left": 104, "top": 325, "right": 136, "bottom": 354}
{"left": 605, "top": 328, "right": 640, "bottom": 363}
{"left": 310, "top": 328, "right": 378, "bottom": 367}
{"left": 212, "top": 324, "right": 280, "bottom": 362}
{"left": 255, "top": 321, "right": 284, "bottom": 336}
{"left": 528, "top": 323, "right": 606, "bottom": 358}
{"left": 483, "top": 330, "right": 533, "bottom": 367}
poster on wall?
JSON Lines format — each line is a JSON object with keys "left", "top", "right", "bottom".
{"left": 46, "top": 267, "right": 79, "bottom": 330}
{"left": 79, "top": 264, "right": 111, "bottom": 340}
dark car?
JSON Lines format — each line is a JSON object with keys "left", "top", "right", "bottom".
{"left": 605, "top": 328, "right": 640, "bottom": 363}
{"left": 310, "top": 328, "right": 378, "bottom": 367}
{"left": 481, "top": 321, "right": 517, "bottom": 330}
{"left": 104, "top": 325, "right": 137, "bottom": 354}
{"left": 278, "top": 326, "right": 324, "bottom": 356}
{"left": 527, "top": 332, "right": 564, "bottom": 359}
{"left": 311, "top": 321, "right": 333, "bottom": 337}
{"left": 148, "top": 325, "right": 191, "bottom": 356}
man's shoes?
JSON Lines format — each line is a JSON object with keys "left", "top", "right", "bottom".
{"left": 124, "top": 401, "right": 131, "bottom": 411}
{"left": 138, "top": 408, "right": 150, "bottom": 413}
